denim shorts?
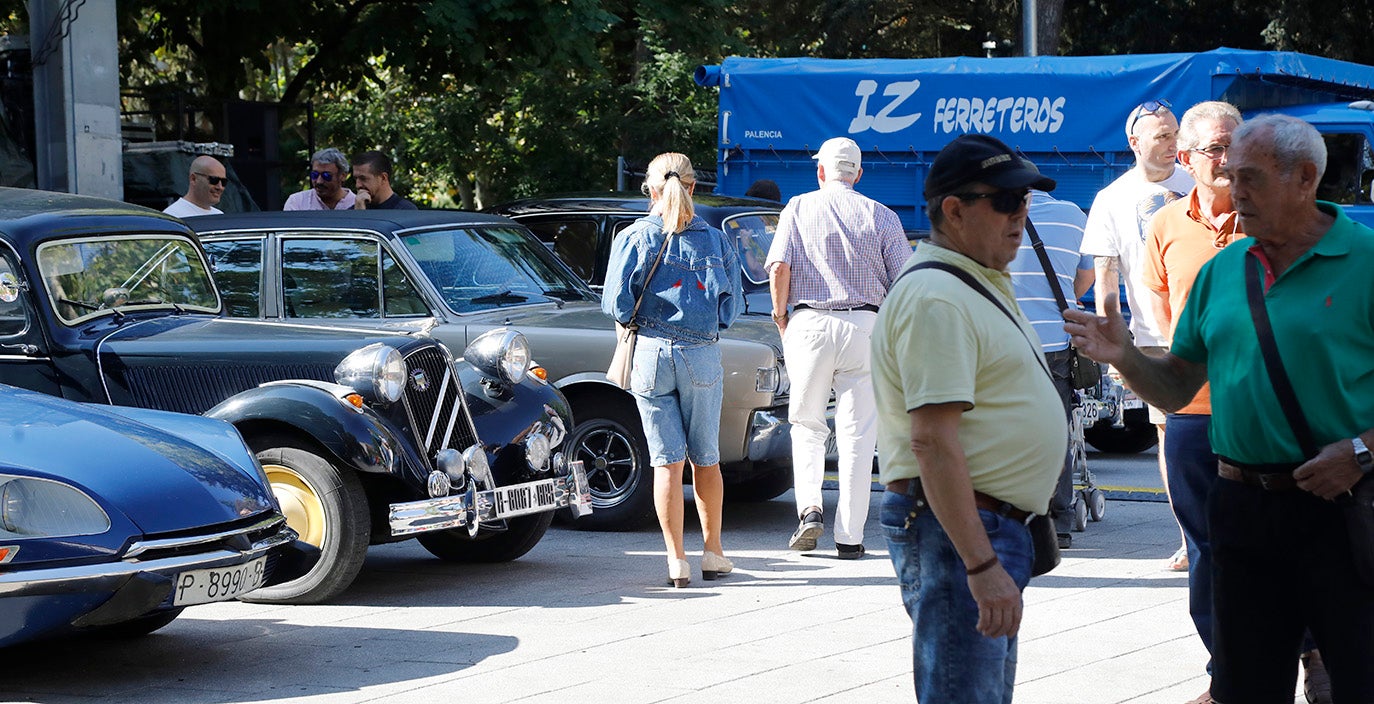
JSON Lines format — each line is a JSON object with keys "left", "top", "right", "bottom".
{"left": 629, "top": 336, "right": 723, "bottom": 467}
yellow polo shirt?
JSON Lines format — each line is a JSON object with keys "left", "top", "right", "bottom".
{"left": 872, "top": 242, "right": 1068, "bottom": 514}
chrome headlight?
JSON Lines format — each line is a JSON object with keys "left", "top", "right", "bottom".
{"left": 463, "top": 445, "right": 494, "bottom": 488}
{"left": 1, "top": 475, "right": 111, "bottom": 539}
{"left": 525, "top": 432, "right": 552, "bottom": 471}
{"left": 464, "top": 328, "right": 532, "bottom": 384}
{"left": 335, "top": 343, "right": 407, "bottom": 404}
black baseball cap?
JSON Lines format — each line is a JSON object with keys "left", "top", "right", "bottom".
{"left": 923, "top": 134, "right": 1056, "bottom": 199}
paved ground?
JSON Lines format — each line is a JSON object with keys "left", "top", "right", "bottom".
{"left": 3, "top": 449, "right": 1305, "bottom": 704}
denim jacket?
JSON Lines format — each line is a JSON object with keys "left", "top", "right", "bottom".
{"left": 602, "top": 214, "right": 743, "bottom": 343}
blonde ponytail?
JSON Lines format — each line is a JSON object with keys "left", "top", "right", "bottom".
{"left": 644, "top": 152, "right": 696, "bottom": 235}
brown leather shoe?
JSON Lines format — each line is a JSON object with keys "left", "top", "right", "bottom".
{"left": 1302, "top": 649, "right": 1333, "bottom": 704}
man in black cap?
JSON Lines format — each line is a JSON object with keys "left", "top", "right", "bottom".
{"left": 871, "top": 134, "right": 1067, "bottom": 703}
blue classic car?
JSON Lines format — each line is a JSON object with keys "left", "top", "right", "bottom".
{"left": 0, "top": 188, "right": 589, "bottom": 604}
{"left": 0, "top": 383, "right": 316, "bottom": 647}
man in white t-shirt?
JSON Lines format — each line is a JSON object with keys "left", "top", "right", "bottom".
{"left": 163, "top": 155, "right": 227, "bottom": 218}
{"left": 1080, "top": 99, "right": 1194, "bottom": 571}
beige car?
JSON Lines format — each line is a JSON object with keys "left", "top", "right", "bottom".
{"left": 191, "top": 209, "right": 794, "bottom": 529}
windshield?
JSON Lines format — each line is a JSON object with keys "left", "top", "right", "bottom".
{"left": 722, "top": 213, "right": 779, "bottom": 286}
{"left": 37, "top": 235, "right": 220, "bottom": 324}
{"left": 397, "top": 225, "right": 596, "bottom": 314}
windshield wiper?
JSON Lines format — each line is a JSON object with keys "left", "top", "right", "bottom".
{"left": 469, "top": 290, "right": 530, "bottom": 305}
{"left": 59, "top": 297, "right": 124, "bottom": 321}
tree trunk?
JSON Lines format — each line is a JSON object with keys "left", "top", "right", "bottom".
{"left": 1037, "top": 0, "right": 1067, "bottom": 55}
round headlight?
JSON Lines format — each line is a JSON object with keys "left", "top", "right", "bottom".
{"left": 463, "top": 328, "right": 532, "bottom": 384}
{"left": 525, "top": 432, "right": 552, "bottom": 471}
{"left": 335, "top": 343, "right": 407, "bottom": 404}
{"left": 462, "top": 445, "right": 493, "bottom": 489}
{"left": 1, "top": 475, "right": 110, "bottom": 539}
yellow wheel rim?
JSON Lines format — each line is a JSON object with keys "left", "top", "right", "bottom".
{"left": 263, "top": 463, "right": 328, "bottom": 547}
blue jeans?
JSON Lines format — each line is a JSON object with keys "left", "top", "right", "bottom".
{"left": 1163, "top": 413, "right": 1217, "bottom": 668}
{"left": 880, "top": 488, "right": 1034, "bottom": 703}
{"left": 630, "top": 336, "right": 723, "bottom": 467}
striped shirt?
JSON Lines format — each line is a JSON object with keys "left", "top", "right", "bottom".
{"left": 764, "top": 181, "right": 910, "bottom": 309}
{"left": 1008, "top": 190, "right": 1092, "bottom": 351}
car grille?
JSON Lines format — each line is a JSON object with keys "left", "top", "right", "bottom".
{"left": 400, "top": 346, "right": 479, "bottom": 470}
{"left": 124, "top": 364, "right": 336, "bottom": 414}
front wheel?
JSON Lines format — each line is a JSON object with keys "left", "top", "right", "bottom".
{"left": 241, "top": 435, "right": 371, "bottom": 604}
{"left": 561, "top": 394, "right": 653, "bottom": 530}
{"left": 417, "top": 510, "right": 554, "bottom": 563}
{"left": 1084, "top": 415, "right": 1158, "bottom": 454}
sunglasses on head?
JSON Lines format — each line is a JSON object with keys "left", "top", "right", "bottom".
{"left": 952, "top": 188, "right": 1030, "bottom": 214}
{"left": 195, "top": 173, "right": 228, "bottom": 187}
{"left": 309, "top": 170, "right": 335, "bottom": 182}
{"left": 1127, "top": 98, "right": 1173, "bottom": 135}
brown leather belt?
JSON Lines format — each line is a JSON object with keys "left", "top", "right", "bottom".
{"left": 1217, "top": 460, "right": 1299, "bottom": 491}
{"left": 885, "top": 477, "right": 1033, "bottom": 523}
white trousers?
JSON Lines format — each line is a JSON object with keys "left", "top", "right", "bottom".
{"left": 783, "top": 308, "right": 878, "bottom": 546}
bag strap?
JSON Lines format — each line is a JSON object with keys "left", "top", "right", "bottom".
{"left": 896, "top": 260, "right": 1052, "bottom": 380}
{"left": 626, "top": 231, "right": 674, "bottom": 328}
{"left": 1025, "top": 219, "right": 1072, "bottom": 313}
{"left": 1244, "top": 251, "right": 1319, "bottom": 459}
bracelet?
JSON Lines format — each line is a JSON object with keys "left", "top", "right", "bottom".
{"left": 771, "top": 311, "right": 788, "bottom": 321}
{"left": 965, "top": 555, "right": 1000, "bottom": 576}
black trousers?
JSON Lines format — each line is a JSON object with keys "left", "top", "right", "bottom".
{"left": 1210, "top": 478, "right": 1374, "bottom": 703}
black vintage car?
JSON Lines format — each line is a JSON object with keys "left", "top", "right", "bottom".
{"left": 0, "top": 188, "right": 589, "bottom": 604}
{"left": 189, "top": 209, "right": 793, "bottom": 530}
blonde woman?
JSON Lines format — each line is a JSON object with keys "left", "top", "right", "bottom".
{"left": 602, "top": 153, "right": 744, "bottom": 587}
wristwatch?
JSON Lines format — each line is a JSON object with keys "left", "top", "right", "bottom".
{"left": 1354, "top": 436, "right": 1373, "bottom": 475}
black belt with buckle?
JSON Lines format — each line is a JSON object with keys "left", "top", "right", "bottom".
{"left": 794, "top": 303, "right": 880, "bottom": 314}
{"left": 885, "top": 477, "right": 1033, "bottom": 524}
{"left": 1217, "top": 456, "right": 1301, "bottom": 491}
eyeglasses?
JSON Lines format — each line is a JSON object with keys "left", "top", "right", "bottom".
{"left": 1190, "top": 144, "right": 1229, "bottom": 160}
{"left": 194, "top": 173, "right": 228, "bottom": 187}
{"left": 952, "top": 188, "right": 1030, "bottom": 214}
{"left": 309, "top": 170, "right": 335, "bottom": 182}
{"left": 1127, "top": 98, "right": 1173, "bottom": 136}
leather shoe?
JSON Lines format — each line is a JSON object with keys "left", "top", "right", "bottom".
{"left": 701, "top": 551, "right": 733, "bottom": 580}
{"left": 666, "top": 558, "right": 690, "bottom": 588}
{"left": 789, "top": 507, "right": 823, "bottom": 551}
{"left": 1302, "top": 649, "right": 1332, "bottom": 704}
{"left": 836, "top": 543, "right": 864, "bottom": 560}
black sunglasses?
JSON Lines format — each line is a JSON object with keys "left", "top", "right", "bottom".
{"left": 194, "top": 173, "right": 228, "bottom": 187}
{"left": 309, "top": 170, "right": 335, "bottom": 182}
{"left": 1127, "top": 98, "right": 1173, "bottom": 135}
{"left": 953, "top": 189, "right": 1030, "bottom": 214}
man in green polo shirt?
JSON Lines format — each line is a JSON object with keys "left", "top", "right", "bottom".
{"left": 872, "top": 134, "right": 1067, "bottom": 703}
{"left": 1066, "top": 114, "right": 1374, "bottom": 703}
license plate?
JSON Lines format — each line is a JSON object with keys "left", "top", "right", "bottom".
{"left": 485, "top": 478, "right": 561, "bottom": 519}
{"left": 1122, "top": 397, "right": 1144, "bottom": 409}
{"left": 173, "top": 557, "right": 267, "bottom": 606}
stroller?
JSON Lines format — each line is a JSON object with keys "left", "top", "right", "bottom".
{"left": 1065, "top": 377, "right": 1116, "bottom": 532}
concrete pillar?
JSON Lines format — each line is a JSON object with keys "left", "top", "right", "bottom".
{"left": 29, "top": 0, "right": 121, "bottom": 198}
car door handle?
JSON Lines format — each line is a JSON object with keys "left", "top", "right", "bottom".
{"left": 0, "top": 343, "right": 39, "bottom": 355}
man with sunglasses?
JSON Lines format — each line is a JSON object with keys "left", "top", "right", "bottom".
{"left": 1081, "top": 98, "right": 1194, "bottom": 573}
{"left": 283, "top": 147, "right": 357, "bottom": 211}
{"left": 163, "top": 155, "right": 227, "bottom": 218}
{"left": 872, "top": 134, "right": 1065, "bottom": 703}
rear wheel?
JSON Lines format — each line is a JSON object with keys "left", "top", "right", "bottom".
{"left": 418, "top": 510, "right": 554, "bottom": 563}
{"left": 242, "top": 435, "right": 370, "bottom": 604}
{"left": 1084, "top": 416, "right": 1158, "bottom": 454}
{"left": 561, "top": 394, "right": 653, "bottom": 530}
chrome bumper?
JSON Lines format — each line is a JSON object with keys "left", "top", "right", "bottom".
{"left": 388, "top": 460, "right": 593, "bottom": 536}
{"left": 0, "top": 515, "right": 301, "bottom": 600}
{"left": 747, "top": 408, "right": 840, "bottom": 462}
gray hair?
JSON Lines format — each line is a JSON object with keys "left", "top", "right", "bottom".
{"left": 311, "top": 147, "right": 350, "bottom": 172}
{"left": 1177, "top": 101, "right": 1242, "bottom": 151}
{"left": 1234, "top": 114, "right": 1326, "bottom": 181}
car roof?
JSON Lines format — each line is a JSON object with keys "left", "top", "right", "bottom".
{"left": 187, "top": 209, "right": 524, "bottom": 236}
{"left": 487, "top": 191, "right": 782, "bottom": 218}
{"left": 0, "top": 187, "right": 190, "bottom": 250}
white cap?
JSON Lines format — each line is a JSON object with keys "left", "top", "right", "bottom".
{"left": 813, "top": 137, "right": 861, "bottom": 177}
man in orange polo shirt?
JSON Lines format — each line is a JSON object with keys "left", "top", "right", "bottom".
{"left": 1140, "top": 101, "right": 1242, "bottom": 704}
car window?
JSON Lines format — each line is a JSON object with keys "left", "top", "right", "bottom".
{"left": 281, "top": 238, "right": 381, "bottom": 319}
{"left": 721, "top": 213, "right": 779, "bottom": 285}
{"left": 0, "top": 255, "right": 26, "bottom": 337}
{"left": 382, "top": 250, "right": 428, "bottom": 317}
{"left": 521, "top": 218, "right": 600, "bottom": 283}
{"left": 398, "top": 225, "right": 596, "bottom": 314}
{"left": 1318, "top": 133, "right": 1374, "bottom": 205}
{"left": 203, "top": 239, "right": 264, "bottom": 318}
{"left": 36, "top": 235, "right": 220, "bottom": 325}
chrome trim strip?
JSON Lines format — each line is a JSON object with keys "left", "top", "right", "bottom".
{"left": 123, "top": 515, "right": 287, "bottom": 559}
{"left": 423, "top": 363, "right": 453, "bottom": 450}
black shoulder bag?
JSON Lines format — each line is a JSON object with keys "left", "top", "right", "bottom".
{"left": 896, "top": 260, "right": 1061, "bottom": 577}
{"left": 1243, "top": 252, "right": 1374, "bottom": 586}
{"left": 1026, "top": 219, "right": 1102, "bottom": 390}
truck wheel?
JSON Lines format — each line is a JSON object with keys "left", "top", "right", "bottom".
{"left": 241, "top": 436, "right": 370, "bottom": 604}
{"left": 90, "top": 608, "right": 183, "bottom": 639}
{"left": 561, "top": 395, "right": 654, "bottom": 530}
{"left": 725, "top": 464, "right": 794, "bottom": 502}
{"left": 1084, "top": 419, "right": 1158, "bottom": 454}
{"left": 417, "top": 510, "right": 554, "bottom": 563}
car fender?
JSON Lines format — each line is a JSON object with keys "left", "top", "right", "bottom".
{"left": 457, "top": 362, "right": 573, "bottom": 486}
{"left": 205, "top": 381, "right": 420, "bottom": 478}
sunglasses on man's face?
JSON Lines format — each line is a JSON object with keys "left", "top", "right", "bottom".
{"left": 195, "top": 173, "right": 228, "bottom": 187}
{"left": 953, "top": 188, "right": 1030, "bottom": 214}
{"left": 309, "top": 170, "right": 335, "bottom": 182}
{"left": 1127, "top": 98, "right": 1173, "bottom": 136}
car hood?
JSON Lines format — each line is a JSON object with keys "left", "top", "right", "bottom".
{"left": 0, "top": 385, "right": 275, "bottom": 534}
{"left": 461, "top": 301, "right": 783, "bottom": 355}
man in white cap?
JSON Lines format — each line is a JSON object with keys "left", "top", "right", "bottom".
{"left": 765, "top": 136, "right": 911, "bottom": 559}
